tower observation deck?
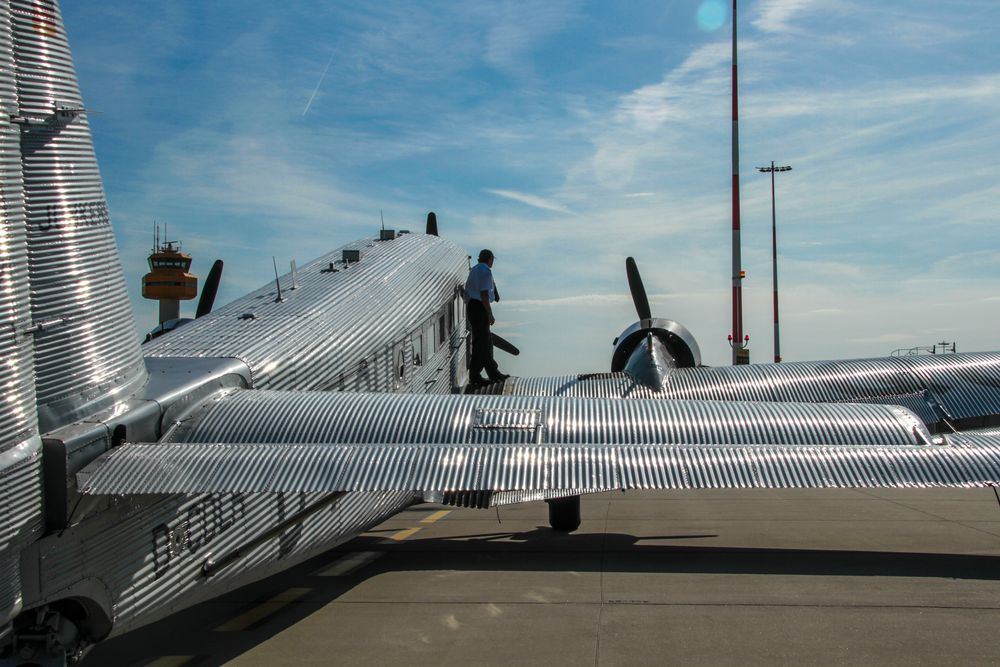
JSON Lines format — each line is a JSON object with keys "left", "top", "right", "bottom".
{"left": 142, "top": 232, "right": 197, "bottom": 325}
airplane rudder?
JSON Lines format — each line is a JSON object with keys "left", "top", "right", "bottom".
{"left": 11, "top": 0, "right": 147, "bottom": 432}
{"left": 0, "top": 0, "right": 43, "bottom": 627}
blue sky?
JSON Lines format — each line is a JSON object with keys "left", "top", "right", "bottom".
{"left": 62, "top": 0, "right": 1000, "bottom": 375}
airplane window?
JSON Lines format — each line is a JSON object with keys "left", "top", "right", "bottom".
{"left": 438, "top": 314, "right": 446, "bottom": 345}
{"left": 397, "top": 349, "right": 405, "bottom": 379}
{"left": 413, "top": 334, "right": 422, "bottom": 366}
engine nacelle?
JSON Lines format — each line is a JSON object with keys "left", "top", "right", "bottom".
{"left": 611, "top": 318, "right": 701, "bottom": 373}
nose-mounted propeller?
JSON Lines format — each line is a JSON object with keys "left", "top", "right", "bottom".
{"left": 611, "top": 257, "right": 701, "bottom": 388}
{"left": 626, "top": 256, "right": 652, "bottom": 322}
{"left": 195, "top": 259, "right": 224, "bottom": 319}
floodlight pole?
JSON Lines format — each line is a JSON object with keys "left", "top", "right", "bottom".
{"left": 757, "top": 161, "right": 792, "bottom": 363}
{"left": 730, "top": 0, "right": 746, "bottom": 365}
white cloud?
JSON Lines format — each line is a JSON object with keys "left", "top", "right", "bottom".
{"left": 68, "top": 0, "right": 1000, "bottom": 373}
{"left": 751, "top": 0, "right": 826, "bottom": 34}
{"left": 484, "top": 189, "right": 572, "bottom": 214}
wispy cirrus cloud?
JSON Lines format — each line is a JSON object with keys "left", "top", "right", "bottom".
{"left": 751, "top": 0, "right": 826, "bottom": 34}
{"left": 64, "top": 0, "right": 1000, "bottom": 371}
{"left": 484, "top": 189, "right": 573, "bottom": 214}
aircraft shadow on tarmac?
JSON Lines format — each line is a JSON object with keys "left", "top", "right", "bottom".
{"left": 84, "top": 526, "right": 1000, "bottom": 666}
{"left": 361, "top": 528, "right": 1000, "bottom": 580}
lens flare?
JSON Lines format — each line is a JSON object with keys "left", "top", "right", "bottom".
{"left": 696, "top": 0, "right": 728, "bottom": 32}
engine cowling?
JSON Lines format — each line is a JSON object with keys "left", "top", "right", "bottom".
{"left": 611, "top": 318, "right": 701, "bottom": 386}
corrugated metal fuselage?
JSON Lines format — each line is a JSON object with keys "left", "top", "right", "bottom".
{"left": 20, "top": 231, "right": 471, "bottom": 645}
{"left": 25, "top": 489, "right": 417, "bottom": 640}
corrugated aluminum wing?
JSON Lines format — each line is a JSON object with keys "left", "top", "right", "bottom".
{"left": 77, "top": 389, "right": 976, "bottom": 495}
{"left": 78, "top": 440, "right": 1000, "bottom": 495}
{"left": 164, "top": 391, "right": 931, "bottom": 448}
{"left": 896, "top": 353, "right": 1000, "bottom": 421}
{"left": 498, "top": 354, "right": 1000, "bottom": 428}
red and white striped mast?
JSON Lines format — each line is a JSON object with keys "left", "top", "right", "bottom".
{"left": 729, "top": 0, "right": 747, "bottom": 365}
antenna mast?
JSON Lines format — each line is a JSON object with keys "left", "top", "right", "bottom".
{"left": 272, "top": 256, "right": 283, "bottom": 303}
{"left": 730, "top": 0, "right": 747, "bottom": 365}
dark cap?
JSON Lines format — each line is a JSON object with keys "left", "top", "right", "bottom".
{"left": 478, "top": 249, "right": 494, "bottom": 263}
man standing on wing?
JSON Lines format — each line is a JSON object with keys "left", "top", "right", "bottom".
{"left": 465, "top": 249, "right": 508, "bottom": 385}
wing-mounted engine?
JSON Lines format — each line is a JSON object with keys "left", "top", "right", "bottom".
{"left": 611, "top": 258, "right": 701, "bottom": 389}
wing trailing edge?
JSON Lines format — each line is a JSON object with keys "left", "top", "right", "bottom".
{"left": 78, "top": 436, "right": 1000, "bottom": 496}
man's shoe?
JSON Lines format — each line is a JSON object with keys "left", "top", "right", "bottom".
{"left": 489, "top": 373, "right": 510, "bottom": 383}
{"left": 469, "top": 376, "right": 491, "bottom": 387}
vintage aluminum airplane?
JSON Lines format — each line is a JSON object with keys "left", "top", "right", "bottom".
{"left": 2, "top": 1, "right": 1000, "bottom": 664}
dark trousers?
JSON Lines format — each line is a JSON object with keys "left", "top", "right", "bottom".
{"left": 467, "top": 299, "right": 500, "bottom": 380}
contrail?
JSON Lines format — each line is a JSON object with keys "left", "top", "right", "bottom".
{"left": 302, "top": 53, "right": 335, "bottom": 116}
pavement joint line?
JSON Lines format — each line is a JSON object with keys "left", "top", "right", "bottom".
{"left": 213, "top": 587, "right": 312, "bottom": 632}
{"left": 595, "top": 496, "right": 613, "bottom": 667}
{"left": 857, "top": 490, "right": 1000, "bottom": 539}
{"left": 143, "top": 657, "right": 195, "bottom": 667}
{"left": 323, "top": 600, "right": 1000, "bottom": 611}
{"left": 389, "top": 526, "right": 422, "bottom": 541}
{"left": 314, "top": 550, "right": 384, "bottom": 577}
{"left": 421, "top": 510, "right": 452, "bottom": 524}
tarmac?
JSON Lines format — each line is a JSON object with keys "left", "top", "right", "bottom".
{"left": 85, "top": 488, "right": 1000, "bottom": 666}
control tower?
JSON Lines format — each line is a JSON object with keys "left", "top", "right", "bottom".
{"left": 141, "top": 228, "right": 197, "bottom": 324}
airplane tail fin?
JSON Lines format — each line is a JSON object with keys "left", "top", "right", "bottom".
{"left": 11, "top": 0, "right": 146, "bottom": 432}
{"left": 0, "top": 0, "right": 40, "bottom": 627}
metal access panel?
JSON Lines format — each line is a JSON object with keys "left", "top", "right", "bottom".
{"left": 470, "top": 408, "right": 544, "bottom": 445}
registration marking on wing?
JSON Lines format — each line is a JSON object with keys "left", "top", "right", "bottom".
{"left": 314, "top": 551, "right": 383, "bottom": 577}
{"left": 214, "top": 587, "right": 312, "bottom": 632}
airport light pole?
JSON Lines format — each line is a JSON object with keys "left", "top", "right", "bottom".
{"left": 757, "top": 161, "right": 791, "bottom": 363}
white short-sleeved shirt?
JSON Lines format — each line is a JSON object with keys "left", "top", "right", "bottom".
{"left": 465, "top": 262, "right": 495, "bottom": 302}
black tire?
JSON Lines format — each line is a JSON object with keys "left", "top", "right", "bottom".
{"left": 546, "top": 495, "right": 581, "bottom": 532}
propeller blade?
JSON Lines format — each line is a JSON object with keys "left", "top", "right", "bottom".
{"left": 625, "top": 256, "right": 651, "bottom": 321}
{"left": 195, "top": 259, "right": 224, "bottom": 318}
{"left": 492, "top": 333, "right": 520, "bottom": 356}
{"left": 426, "top": 211, "right": 438, "bottom": 236}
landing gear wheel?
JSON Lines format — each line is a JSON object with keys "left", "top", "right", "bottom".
{"left": 546, "top": 495, "right": 581, "bottom": 532}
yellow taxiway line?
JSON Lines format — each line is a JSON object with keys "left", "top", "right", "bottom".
{"left": 420, "top": 509, "right": 452, "bottom": 524}
{"left": 214, "top": 587, "right": 312, "bottom": 632}
{"left": 388, "top": 526, "right": 422, "bottom": 541}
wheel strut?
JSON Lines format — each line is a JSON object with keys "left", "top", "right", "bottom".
{"left": 546, "top": 495, "right": 581, "bottom": 532}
